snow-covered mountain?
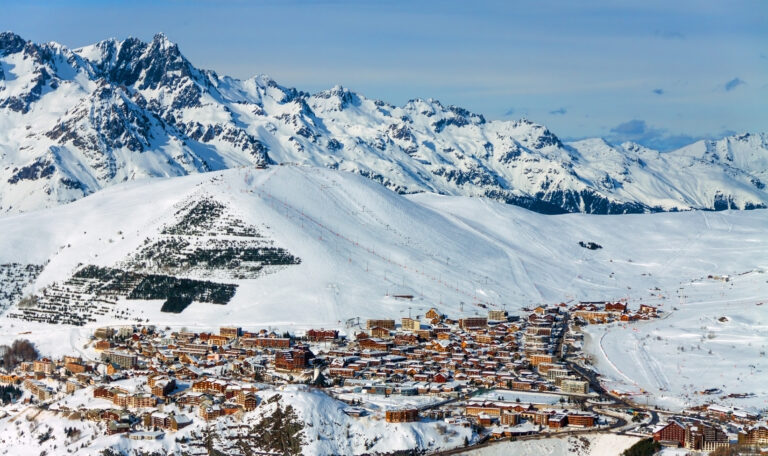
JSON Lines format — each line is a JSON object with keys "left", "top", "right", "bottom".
{"left": 0, "top": 164, "right": 766, "bottom": 414}
{"left": 1, "top": 165, "right": 766, "bottom": 342}
{"left": 1, "top": 31, "right": 767, "bottom": 214}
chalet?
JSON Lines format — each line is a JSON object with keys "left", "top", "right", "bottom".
{"left": 23, "top": 379, "right": 53, "bottom": 400}
{"left": 548, "top": 413, "right": 568, "bottom": 428}
{"left": 101, "top": 350, "right": 138, "bottom": 369}
{"left": 604, "top": 302, "right": 627, "bottom": 313}
{"left": 150, "top": 412, "right": 171, "bottom": 429}
{"left": 433, "top": 324, "right": 451, "bottom": 334}
{"left": 237, "top": 392, "right": 258, "bottom": 411}
{"left": 207, "top": 335, "right": 230, "bottom": 347}
{"left": 567, "top": 412, "right": 596, "bottom": 427}
{"left": 394, "top": 334, "right": 419, "bottom": 345}
{"left": 199, "top": 405, "right": 223, "bottom": 420}
{"left": 638, "top": 304, "right": 658, "bottom": 316}
{"left": 738, "top": 424, "right": 768, "bottom": 446}
{"left": 94, "top": 327, "right": 115, "bottom": 340}
{"left": 150, "top": 378, "right": 176, "bottom": 397}
{"left": 65, "top": 361, "right": 87, "bottom": 374}
{"left": 107, "top": 421, "right": 130, "bottom": 435}
{"left": 685, "top": 423, "right": 728, "bottom": 451}
{"left": 653, "top": 421, "right": 686, "bottom": 447}
{"left": 33, "top": 359, "right": 55, "bottom": 375}
{"left": 572, "top": 310, "right": 612, "bottom": 324}
{"left": 94, "top": 386, "right": 115, "bottom": 400}
{"left": 415, "top": 329, "right": 433, "bottom": 340}
{"left": 500, "top": 411, "right": 521, "bottom": 426}
{"left": 529, "top": 354, "right": 554, "bottom": 367}
{"left": 275, "top": 346, "right": 314, "bottom": 371}
{"left": 170, "top": 414, "right": 192, "bottom": 431}
{"left": 561, "top": 378, "right": 589, "bottom": 394}
{"left": 476, "top": 412, "right": 493, "bottom": 427}
{"left": 0, "top": 373, "right": 20, "bottom": 384}
{"left": 174, "top": 365, "right": 203, "bottom": 379}
{"left": 366, "top": 319, "right": 395, "bottom": 330}
{"left": 192, "top": 378, "right": 228, "bottom": 394}
{"left": 401, "top": 318, "right": 421, "bottom": 332}
{"left": 459, "top": 317, "right": 488, "bottom": 330}
{"left": 241, "top": 337, "right": 291, "bottom": 349}
{"left": 488, "top": 310, "right": 508, "bottom": 322}
{"left": 219, "top": 327, "right": 241, "bottom": 339}
{"left": 370, "top": 327, "right": 392, "bottom": 339}
{"left": 359, "top": 338, "right": 391, "bottom": 351}
{"left": 385, "top": 408, "right": 419, "bottom": 423}
{"left": 511, "top": 380, "right": 534, "bottom": 390}
{"left": 66, "top": 380, "right": 85, "bottom": 394}
{"left": 126, "top": 431, "right": 164, "bottom": 441}
{"left": 433, "top": 372, "right": 449, "bottom": 383}
{"left": 306, "top": 329, "right": 338, "bottom": 342}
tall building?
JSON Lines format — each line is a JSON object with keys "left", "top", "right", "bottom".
{"left": 401, "top": 317, "right": 420, "bottom": 332}
{"left": 101, "top": 350, "right": 138, "bottom": 369}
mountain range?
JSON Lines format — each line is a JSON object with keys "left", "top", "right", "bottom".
{"left": 1, "top": 31, "right": 767, "bottom": 215}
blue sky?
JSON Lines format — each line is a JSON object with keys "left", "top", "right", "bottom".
{"left": 2, "top": 0, "right": 766, "bottom": 150}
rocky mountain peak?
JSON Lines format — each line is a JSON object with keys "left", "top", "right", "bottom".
{"left": 0, "top": 31, "right": 26, "bottom": 56}
{"left": 0, "top": 32, "right": 766, "bottom": 215}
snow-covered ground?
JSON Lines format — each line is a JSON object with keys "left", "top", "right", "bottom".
{"left": 333, "top": 391, "right": 443, "bottom": 412}
{"left": 2, "top": 33, "right": 767, "bottom": 216}
{"left": 464, "top": 433, "right": 641, "bottom": 456}
{"left": 0, "top": 384, "right": 472, "bottom": 455}
{"left": 472, "top": 389, "right": 567, "bottom": 405}
{"left": 0, "top": 164, "right": 765, "bottom": 411}
{"left": 583, "top": 271, "right": 768, "bottom": 412}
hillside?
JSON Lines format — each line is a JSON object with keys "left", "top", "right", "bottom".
{"left": 0, "top": 165, "right": 765, "bottom": 358}
{"left": 1, "top": 32, "right": 767, "bottom": 214}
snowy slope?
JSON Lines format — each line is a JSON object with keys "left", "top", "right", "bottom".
{"left": 1, "top": 32, "right": 767, "bottom": 214}
{"left": 0, "top": 165, "right": 765, "bottom": 349}
{"left": 0, "top": 164, "right": 765, "bottom": 414}
{"left": 464, "top": 433, "right": 641, "bottom": 456}
{"left": 583, "top": 270, "right": 768, "bottom": 412}
{"left": 0, "top": 384, "right": 472, "bottom": 456}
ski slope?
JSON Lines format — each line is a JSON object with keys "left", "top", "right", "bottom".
{"left": 465, "top": 433, "right": 641, "bottom": 456}
{"left": 0, "top": 165, "right": 765, "bottom": 370}
{"left": 584, "top": 271, "right": 768, "bottom": 412}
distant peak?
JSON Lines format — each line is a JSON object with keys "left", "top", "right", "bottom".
{"left": 0, "top": 31, "right": 23, "bottom": 40}
{"left": 620, "top": 141, "right": 659, "bottom": 154}
{"left": 153, "top": 32, "right": 171, "bottom": 43}
{"left": 315, "top": 85, "right": 357, "bottom": 107}
{"left": 0, "top": 31, "right": 27, "bottom": 55}
{"left": 150, "top": 32, "right": 178, "bottom": 52}
{"left": 321, "top": 84, "right": 351, "bottom": 98}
